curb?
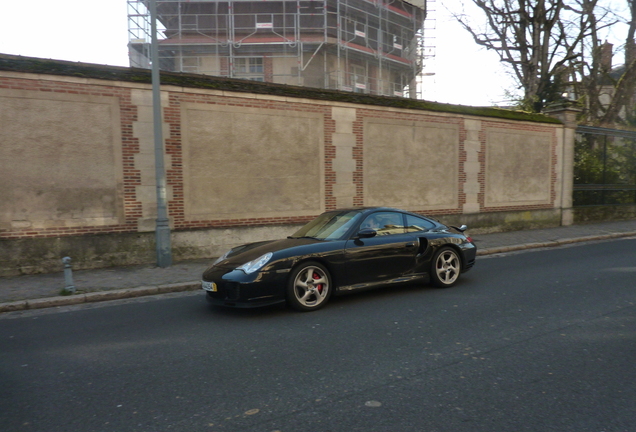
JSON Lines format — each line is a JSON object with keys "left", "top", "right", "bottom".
{"left": 476, "top": 231, "right": 636, "bottom": 256}
{"left": 0, "top": 281, "right": 201, "bottom": 313}
{"left": 1, "top": 231, "right": 635, "bottom": 314}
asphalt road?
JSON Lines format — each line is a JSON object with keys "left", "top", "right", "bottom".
{"left": 1, "top": 238, "right": 635, "bottom": 432}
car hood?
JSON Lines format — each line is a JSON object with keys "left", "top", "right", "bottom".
{"left": 211, "top": 237, "right": 323, "bottom": 269}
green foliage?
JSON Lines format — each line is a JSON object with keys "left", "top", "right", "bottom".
{"left": 574, "top": 133, "right": 636, "bottom": 206}
{"left": 575, "top": 137, "right": 611, "bottom": 184}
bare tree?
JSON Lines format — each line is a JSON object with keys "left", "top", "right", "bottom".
{"left": 569, "top": 0, "right": 636, "bottom": 125}
{"left": 599, "top": 0, "right": 636, "bottom": 126}
{"left": 453, "top": 0, "right": 584, "bottom": 112}
{"left": 454, "top": 0, "right": 636, "bottom": 125}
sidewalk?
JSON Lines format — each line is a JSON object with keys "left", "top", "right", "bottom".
{"left": 1, "top": 219, "right": 635, "bottom": 313}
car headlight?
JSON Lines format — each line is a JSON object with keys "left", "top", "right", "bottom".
{"left": 237, "top": 252, "right": 273, "bottom": 274}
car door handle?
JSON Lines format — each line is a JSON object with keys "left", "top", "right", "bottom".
{"left": 405, "top": 242, "right": 417, "bottom": 247}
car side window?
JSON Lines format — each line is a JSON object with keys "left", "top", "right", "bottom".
{"left": 405, "top": 214, "right": 436, "bottom": 232}
{"left": 360, "top": 212, "right": 405, "bottom": 236}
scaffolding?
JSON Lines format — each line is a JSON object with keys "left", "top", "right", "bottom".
{"left": 127, "top": 0, "right": 428, "bottom": 98}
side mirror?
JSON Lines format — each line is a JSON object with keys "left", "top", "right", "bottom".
{"left": 357, "top": 228, "right": 377, "bottom": 238}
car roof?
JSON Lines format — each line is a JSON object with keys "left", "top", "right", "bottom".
{"left": 327, "top": 206, "right": 435, "bottom": 219}
{"left": 321, "top": 207, "right": 444, "bottom": 231}
{"left": 327, "top": 206, "right": 397, "bottom": 214}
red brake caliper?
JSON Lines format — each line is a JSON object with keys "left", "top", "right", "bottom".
{"left": 313, "top": 271, "right": 323, "bottom": 293}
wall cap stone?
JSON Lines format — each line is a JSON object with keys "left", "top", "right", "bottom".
{"left": 0, "top": 53, "right": 562, "bottom": 125}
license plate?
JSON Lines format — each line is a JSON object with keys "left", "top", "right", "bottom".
{"left": 202, "top": 281, "right": 217, "bottom": 292}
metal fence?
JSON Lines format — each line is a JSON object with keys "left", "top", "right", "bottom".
{"left": 574, "top": 126, "right": 636, "bottom": 206}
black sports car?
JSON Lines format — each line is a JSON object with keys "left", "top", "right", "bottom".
{"left": 202, "top": 207, "right": 476, "bottom": 311}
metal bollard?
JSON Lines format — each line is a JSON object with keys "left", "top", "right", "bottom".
{"left": 62, "top": 257, "right": 76, "bottom": 294}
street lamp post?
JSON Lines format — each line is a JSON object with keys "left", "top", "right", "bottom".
{"left": 150, "top": 0, "right": 172, "bottom": 267}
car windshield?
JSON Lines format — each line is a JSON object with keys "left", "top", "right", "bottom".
{"left": 290, "top": 210, "right": 362, "bottom": 240}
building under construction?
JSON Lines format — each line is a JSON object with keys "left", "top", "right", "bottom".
{"left": 127, "top": 0, "right": 428, "bottom": 98}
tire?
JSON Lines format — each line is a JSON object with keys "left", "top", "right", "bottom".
{"left": 431, "top": 246, "right": 461, "bottom": 288}
{"left": 286, "top": 261, "right": 332, "bottom": 311}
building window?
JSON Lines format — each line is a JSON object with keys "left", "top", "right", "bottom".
{"left": 181, "top": 56, "right": 200, "bottom": 73}
{"left": 235, "top": 58, "right": 263, "bottom": 74}
{"left": 233, "top": 57, "right": 264, "bottom": 81}
{"left": 350, "top": 64, "right": 366, "bottom": 93}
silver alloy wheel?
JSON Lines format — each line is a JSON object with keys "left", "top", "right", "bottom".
{"left": 435, "top": 248, "right": 460, "bottom": 285}
{"left": 292, "top": 265, "right": 330, "bottom": 308}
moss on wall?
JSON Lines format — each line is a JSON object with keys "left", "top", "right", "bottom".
{"left": 0, "top": 54, "right": 561, "bottom": 125}
{"left": 573, "top": 205, "right": 636, "bottom": 223}
{"left": 440, "top": 209, "right": 563, "bottom": 234}
{"left": 0, "top": 233, "right": 156, "bottom": 277}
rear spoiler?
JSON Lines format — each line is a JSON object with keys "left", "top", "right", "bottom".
{"left": 450, "top": 225, "right": 468, "bottom": 233}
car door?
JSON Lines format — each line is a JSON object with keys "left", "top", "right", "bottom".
{"left": 403, "top": 213, "right": 437, "bottom": 272}
{"left": 342, "top": 211, "right": 418, "bottom": 289}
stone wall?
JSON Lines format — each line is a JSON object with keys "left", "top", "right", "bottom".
{"left": 0, "top": 56, "right": 571, "bottom": 276}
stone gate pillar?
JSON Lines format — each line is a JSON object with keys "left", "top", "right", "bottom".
{"left": 543, "top": 103, "right": 582, "bottom": 226}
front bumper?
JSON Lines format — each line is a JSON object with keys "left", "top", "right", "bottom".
{"left": 202, "top": 267, "right": 288, "bottom": 308}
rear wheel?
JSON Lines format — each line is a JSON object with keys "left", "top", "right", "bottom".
{"left": 431, "top": 247, "right": 461, "bottom": 288}
{"left": 286, "top": 261, "right": 332, "bottom": 311}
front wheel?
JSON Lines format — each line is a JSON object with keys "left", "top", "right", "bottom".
{"left": 431, "top": 247, "right": 461, "bottom": 288}
{"left": 286, "top": 261, "right": 332, "bottom": 311}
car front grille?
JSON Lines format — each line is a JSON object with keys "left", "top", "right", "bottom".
{"left": 224, "top": 282, "right": 240, "bottom": 301}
